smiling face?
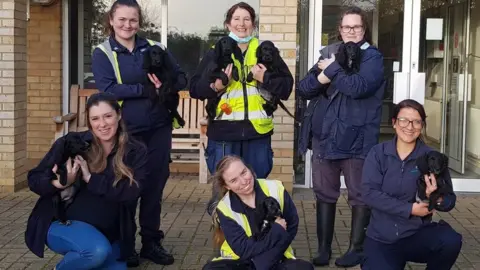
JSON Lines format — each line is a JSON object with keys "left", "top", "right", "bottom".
{"left": 339, "top": 14, "right": 365, "bottom": 43}
{"left": 88, "top": 101, "right": 121, "bottom": 143}
{"left": 393, "top": 107, "right": 424, "bottom": 144}
{"left": 226, "top": 8, "right": 254, "bottom": 38}
{"left": 109, "top": 5, "right": 140, "bottom": 41}
{"left": 221, "top": 160, "right": 255, "bottom": 196}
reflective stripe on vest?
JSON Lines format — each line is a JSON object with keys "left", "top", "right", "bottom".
{"left": 215, "top": 38, "right": 274, "bottom": 135}
{"left": 96, "top": 39, "right": 162, "bottom": 107}
{"left": 212, "top": 179, "right": 296, "bottom": 261}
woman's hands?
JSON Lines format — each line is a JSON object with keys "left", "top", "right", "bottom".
{"left": 250, "top": 64, "right": 267, "bottom": 83}
{"left": 51, "top": 158, "right": 78, "bottom": 189}
{"left": 147, "top": 73, "right": 162, "bottom": 89}
{"left": 424, "top": 173, "right": 438, "bottom": 199}
{"left": 74, "top": 155, "right": 92, "bottom": 183}
{"left": 212, "top": 64, "right": 233, "bottom": 92}
{"left": 411, "top": 202, "right": 433, "bottom": 217}
{"left": 275, "top": 217, "right": 287, "bottom": 230}
{"left": 317, "top": 53, "right": 336, "bottom": 70}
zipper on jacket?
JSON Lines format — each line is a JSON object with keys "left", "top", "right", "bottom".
{"left": 241, "top": 62, "right": 248, "bottom": 121}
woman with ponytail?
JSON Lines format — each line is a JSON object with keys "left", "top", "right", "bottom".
{"left": 203, "top": 156, "right": 314, "bottom": 270}
{"left": 25, "top": 92, "right": 147, "bottom": 270}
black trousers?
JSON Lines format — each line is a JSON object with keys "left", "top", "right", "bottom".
{"left": 132, "top": 125, "right": 172, "bottom": 244}
{"left": 202, "top": 258, "right": 314, "bottom": 270}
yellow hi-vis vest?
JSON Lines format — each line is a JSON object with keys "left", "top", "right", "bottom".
{"left": 215, "top": 38, "right": 274, "bottom": 135}
{"left": 96, "top": 39, "right": 182, "bottom": 129}
{"left": 212, "top": 179, "right": 295, "bottom": 261}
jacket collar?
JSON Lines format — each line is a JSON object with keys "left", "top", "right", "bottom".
{"left": 108, "top": 34, "right": 150, "bottom": 53}
{"left": 385, "top": 136, "right": 427, "bottom": 162}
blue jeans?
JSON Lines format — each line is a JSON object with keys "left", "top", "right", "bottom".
{"left": 205, "top": 136, "right": 273, "bottom": 178}
{"left": 47, "top": 221, "right": 126, "bottom": 270}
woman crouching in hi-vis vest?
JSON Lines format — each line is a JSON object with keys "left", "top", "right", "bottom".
{"left": 91, "top": 0, "right": 187, "bottom": 267}
{"left": 202, "top": 155, "right": 314, "bottom": 270}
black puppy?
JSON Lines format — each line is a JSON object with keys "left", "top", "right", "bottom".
{"left": 254, "top": 196, "right": 283, "bottom": 240}
{"left": 415, "top": 151, "right": 449, "bottom": 211}
{"left": 51, "top": 132, "right": 90, "bottom": 225}
{"left": 143, "top": 45, "right": 185, "bottom": 128}
{"left": 335, "top": 41, "right": 363, "bottom": 75}
{"left": 246, "top": 41, "right": 297, "bottom": 120}
{"left": 209, "top": 36, "right": 240, "bottom": 85}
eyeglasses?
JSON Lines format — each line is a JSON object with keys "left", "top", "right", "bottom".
{"left": 340, "top": 25, "right": 364, "bottom": 33}
{"left": 396, "top": 117, "right": 423, "bottom": 129}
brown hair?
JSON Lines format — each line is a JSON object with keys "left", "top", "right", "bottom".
{"left": 224, "top": 2, "right": 257, "bottom": 28}
{"left": 210, "top": 155, "right": 248, "bottom": 248}
{"left": 103, "top": 0, "right": 144, "bottom": 36}
{"left": 392, "top": 99, "right": 428, "bottom": 140}
{"left": 85, "top": 92, "right": 137, "bottom": 187}
{"left": 337, "top": 6, "right": 372, "bottom": 44}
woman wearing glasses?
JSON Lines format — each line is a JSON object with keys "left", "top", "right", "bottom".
{"left": 360, "top": 99, "right": 462, "bottom": 269}
{"left": 297, "top": 6, "right": 385, "bottom": 267}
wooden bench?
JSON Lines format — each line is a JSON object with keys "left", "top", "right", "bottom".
{"left": 53, "top": 85, "right": 209, "bottom": 183}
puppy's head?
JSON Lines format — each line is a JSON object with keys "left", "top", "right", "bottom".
{"left": 257, "top": 41, "right": 278, "bottom": 63}
{"left": 344, "top": 41, "right": 362, "bottom": 61}
{"left": 215, "top": 36, "right": 236, "bottom": 63}
{"left": 148, "top": 45, "right": 167, "bottom": 68}
{"left": 262, "top": 196, "right": 282, "bottom": 221}
{"left": 426, "top": 151, "right": 449, "bottom": 174}
{"left": 64, "top": 133, "right": 90, "bottom": 158}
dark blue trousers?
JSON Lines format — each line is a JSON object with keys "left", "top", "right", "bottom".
{"left": 362, "top": 220, "right": 462, "bottom": 270}
{"left": 205, "top": 136, "right": 273, "bottom": 178}
{"left": 132, "top": 126, "right": 172, "bottom": 244}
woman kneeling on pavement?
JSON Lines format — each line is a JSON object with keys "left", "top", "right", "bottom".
{"left": 361, "top": 99, "right": 462, "bottom": 270}
{"left": 202, "top": 155, "right": 314, "bottom": 270}
{"left": 25, "top": 92, "right": 147, "bottom": 270}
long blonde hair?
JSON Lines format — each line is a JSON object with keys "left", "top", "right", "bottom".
{"left": 210, "top": 155, "right": 248, "bottom": 248}
{"left": 85, "top": 93, "right": 138, "bottom": 187}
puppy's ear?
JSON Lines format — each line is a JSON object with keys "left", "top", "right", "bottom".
{"left": 441, "top": 153, "right": 449, "bottom": 170}
{"left": 143, "top": 50, "right": 152, "bottom": 69}
{"left": 214, "top": 41, "right": 223, "bottom": 59}
{"left": 416, "top": 153, "right": 430, "bottom": 174}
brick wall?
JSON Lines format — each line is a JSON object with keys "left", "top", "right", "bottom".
{"left": 26, "top": 2, "right": 62, "bottom": 169}
{"left": 259, "top": 0, "right": 298, "bottom": 193}
{"left": 0, "top": 0, "right": 28, "bottom": 192}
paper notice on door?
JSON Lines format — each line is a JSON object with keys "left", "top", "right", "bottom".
{"left": 393, "top": 61, "right": 400, "bottom": 72}
{"left": 410, "top": 73, "right": 426, "bottom": 105}
{"left": 426, "top": 18, "right": 443, "bottom": 40}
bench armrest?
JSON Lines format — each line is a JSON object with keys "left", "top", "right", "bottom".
{"left": 52, "top": 113, "right": 78, "bottom": 142}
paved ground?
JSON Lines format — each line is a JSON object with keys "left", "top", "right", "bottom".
{"left": 0, "top": 173, "right": 479, "bottom": 270}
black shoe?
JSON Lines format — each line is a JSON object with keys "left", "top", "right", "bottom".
{"left": 140, "top": 242, "right": 174, "bottom": 265}
{"left": 335, "top": 205, "right": 371, "bottom": 267}
{"left": 312, "top": 201, "right": 336, "bottom": 266}
{"left": 126, "top": 250, "right": 140, "bottom": 268}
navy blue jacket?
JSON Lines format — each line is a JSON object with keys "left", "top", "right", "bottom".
{"left": 189, "top": 44, "right": 294, "bottom": 141}
{"left": 362, "top": 138, "right": 456, "bottom": 244}
{"left": 297, "top": 41, "right": 385, "bottom": 159}
{"left": 216, "top": 180, "right": 299, "bottom": 270}
{"left": 92, "top": 35, "right": 187, "bottom": 134}
{"left": 25, "top": 131, "right": 147, "bottom": 260}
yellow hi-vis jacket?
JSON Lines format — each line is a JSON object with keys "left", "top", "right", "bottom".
{"left": 214, "top": 38, "right": 274, "bottom": 135}
{"left": 212, "top": 179, "right": 295, "bottom": 261}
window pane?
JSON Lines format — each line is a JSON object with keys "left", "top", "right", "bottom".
{"left": 82, "top": 0, "right": 162, "bottom": 87}
{"left": 167, "top": 0, "right": 260, "bottom": 82}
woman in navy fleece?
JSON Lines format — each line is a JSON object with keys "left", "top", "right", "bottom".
{"left": 25, "top": 92, "right": 147, "bottom": 270}
{"left": 203, "top": 155, "right": 314, "bottom": 270}
{"left": 361, "top": 99, "right": 462, "bottom": 269}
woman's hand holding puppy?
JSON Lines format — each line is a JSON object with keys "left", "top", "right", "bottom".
{"left": 51, "top": 158, "right": 78, "bottom": 189}
{"left": 275, "top": 217, "right": 287, "bottom": 230}
{"left": 212, "top": 64, "right": 233, "bottom": 92}
{"left": 74, "top": 155, "right": 92, "bottom": 183}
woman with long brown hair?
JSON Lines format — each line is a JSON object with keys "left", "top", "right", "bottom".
{"left": 25, "top": 92, "right": 147, "bottom": 269}
{"left": 203, "top": 156, "right": 314, "bottom": 270}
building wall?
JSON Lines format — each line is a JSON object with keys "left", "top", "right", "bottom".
{"left": 0, "top": 0, "right": 28, "bottom": 192}
{"left": 26, "top": 2, "right": 62, "bottom": 169}
{"left": 259, "top": 0, "right": 298, "bottom": 193}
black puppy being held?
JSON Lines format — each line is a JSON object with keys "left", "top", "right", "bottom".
{"left": 246, "top": 41, "right": 296, "bottom": 120}
{"left": 51, "top": 132, "right": 91, "bottom": 225}
{"left": 143, "top": 45, "right": 185, "bottom": 128}
{"left": 209, "top": 36, "right": 240, "bottom": 85}
{"left": 415, "top": 150, "right": 449, "bottom": 211}
{"left": 254, "top": 196, "right": 283, "bottom": 240}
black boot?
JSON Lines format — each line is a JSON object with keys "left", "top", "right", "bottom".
{"left": 140, "top": 241, "right": 174, "bottom": 265}
{"left": 335, "top": 205, "right": 371, "bottom": 267}
{"left": 312, "top": 201, "right": 336, "bottom": 266}
{"left": 126, "top": 250, "right": 140, "bottom": 268}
